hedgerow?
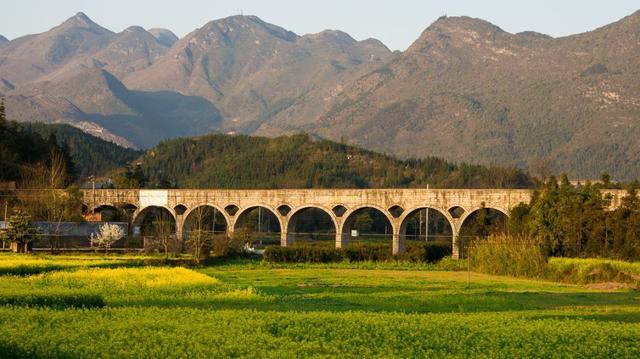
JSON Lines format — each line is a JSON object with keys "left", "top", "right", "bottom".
{"left": 263, "top": 243, "right": 451, "bottom": 263}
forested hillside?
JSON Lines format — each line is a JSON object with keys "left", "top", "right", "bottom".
{"left": 1, "top": 99, "right": 141, "bottom": 182}
{"left": 22, "top": 123, "right": 142, "bottom": 179}
{"left": 0, "top": 101, "right": 75, "bottom": 182}
{"left": 119, "top": 133, "right": 535, "bottom": 189}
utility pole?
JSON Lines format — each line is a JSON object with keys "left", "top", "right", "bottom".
{"left": 425, "top": 184, "right": 429, "bottom": 242}
{"left": 2, "top": 200, "right": 7, "bottom": 249}
{"left": 258, "top": 207, "right": 262, "bottom": 233}
{"left": 212, "top": 207, "right": 217, "bottom": 234}
{"left": 419, "top": 208, "right": 423, "bottom": 237}
{"left": 467, "top": 241, "right": 471, "bottom": 288}
{"left": 89, "top": 175, "right": 96, "bottom": 222}
{"left": 257, "top": 207, "right": 262, "bottom": 246}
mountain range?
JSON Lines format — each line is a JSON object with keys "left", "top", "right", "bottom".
{"left": 1, "top": 11, "right": 639, "bottom": 180}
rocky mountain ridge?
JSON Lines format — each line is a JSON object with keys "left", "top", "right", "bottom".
{"left": 1, "top": 11, "right": 639, "bottom": 179}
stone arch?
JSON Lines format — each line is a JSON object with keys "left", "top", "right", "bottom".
{"left": 458, "top": 206, "right": 509, "bottom": 231}
{"left": 233, "top": 205, "right": 283, "bottom": 235}
{"left": 340, "top": 205, "right": 395, "bottom": 247}
{"left": 224, "top": 203, "right": 240, "bottom": 216}
{"left": 92, "top": 204, "right": 123, "bottom": 221}
{"left": 285, "top": 206, "right": 338, "bottom": 245}
{"left": 121, "top": 203, "right": 138, "bottom": 213}
{"left": 174, "top": 204, "right": 188, "bottom": 216}
{"left": 398, "top": 207, "right": 455, "bottom": 248}
{"left": 388, "top": 205, "right": 404, "bottom": 218}
{"left": 457, "top": 206, "right": 509, "bottom": 258}
{"left": 332, "top": 204, "right": 347, "bottom": 217}
{"left": 182, "top": 204, "right": 230, "bottom": 240}
{"left": 277, "top": 204, "right": 292, "bottom": 216}
{"left": 90, "top": 203, "right": 138, "bottom": 222}
{"left": 132, "top": 205, "right": 177, "bottom": 238}
{"left": 447, "top": 206, "right": 466, "bottom": 219}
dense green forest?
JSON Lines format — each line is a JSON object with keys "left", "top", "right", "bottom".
{"left": 21, "top": 123, "right": 141, "bottom": 179}
{"left": 0, "top": 100, "right": 76, "bottom": 183}
{"left": 0, "top": 99, "right": 141, "bottom": 182}
{"left": 508, "top": 175, "right": 640, "bottom": 260}
{"left": 112, "top": 133, "right": 536, "bottom": 189}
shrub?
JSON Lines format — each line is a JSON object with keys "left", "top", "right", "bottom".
{"left": 402, "top": 243, "right": 452, "bottom": 263}
{"left": 344, "top": 244, "right": 392, "bottom": 261}
{"left": 263, "top": 245, "right": 343, "bottom": 263}
{"left": 1, "top": 211, "right": 38, "bottom": 253}
{"left": 263, "top": 242, "right": 452, "bottom": 263}
{"left": 210, "top": 235, "right": 244, "bottom": 259}
{"left": 470, "top": 235, "right": 548, "bottom": 278}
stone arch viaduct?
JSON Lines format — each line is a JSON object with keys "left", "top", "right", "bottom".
{"left": 82, "top": 188, "right": 628, "bottom": 258}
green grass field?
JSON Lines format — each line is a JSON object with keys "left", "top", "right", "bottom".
{"left": 0, "top": 254, "right": 639, "bottom": 358}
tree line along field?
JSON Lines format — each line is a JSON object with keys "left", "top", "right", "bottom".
{"left": 0, "top": 254, "right": 639, "bottom": 358}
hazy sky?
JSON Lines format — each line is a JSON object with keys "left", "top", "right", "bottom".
{"left": 2, "top": 0, "right": 638, "bottom": 50}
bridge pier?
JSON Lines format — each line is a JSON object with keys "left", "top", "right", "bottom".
{"left": 175, "top": 216, "right": 185, "bottom": 243}
{"left": 336, "top": 232, "right": 347, "bottom": 249}
{"left": 282, "top": 231, "right": 294, "bottom": 247}
{"left": 226, "top": 218, "right": 235, "bottom": 240}
{"left": 451, "top": 220, "right": 461, "bottom": 259}
{"left": 452, "top": 236, "right": 460, "bottom": 259}
{"left": 336, "top": 222, "right": 347, "bottom": 249}
{"left": 392, "top": 225, "right": 404, "bottom": 255}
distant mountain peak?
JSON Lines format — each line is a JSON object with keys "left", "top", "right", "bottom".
{"left": 309, "top": 29, "right": 357, "bottom": 43}
{"left": 60, "top": 12, "right": 105, "bottom": 30}
{"left": 406, "top": 15, "right": 507, "bottom": 53}
{"left": 200, "top": 15, "right": 298, "bottom": 43}
{"left": 360, "top": 38, "right": 390, "bottom": 51}
{"left": 301, "top": 29, "right": 358, "bottom": 47}
{"left": 318, "top": 29, "right": 353, "bottom": 38}
{"left": 430, "top": 15, "right": 505, "bottom": 34}
{"left": 148, "top": 28, "right": 179, "bottom": 47}
{"left": 124, "top": 25, "right": 146, "bottom": 33}
{"left": 517, "top": 31, "right": 552, "bottom": 39}
{"left": 0, "top": 35, "right": 8, "bottom": 45}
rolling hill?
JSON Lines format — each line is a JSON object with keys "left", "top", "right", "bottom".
{"left": 21, "top": 122, "right": 142, "bottom": 179}
{"left": 125, "top": 133, "right": 534, "bottom": 189}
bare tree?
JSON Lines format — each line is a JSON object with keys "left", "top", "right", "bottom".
{"left": 152, "top": 210, "right": 175, "bottom": 259}
{"left": 18, "top": 150, "right": 80, "bottom": 252}
{"left": 185, "top": 206, "right": 214, "bottom": 264}
{"left": 189, "top": 229, "right": 213, "bottom": 264}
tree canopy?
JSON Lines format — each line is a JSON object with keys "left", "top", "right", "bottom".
{"left": 114, "top": 133, "right": 536, "bottom": 189}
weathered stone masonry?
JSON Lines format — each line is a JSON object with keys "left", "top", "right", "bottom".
{"left": 82, "top": 188, "right": 628, "bottom": 258}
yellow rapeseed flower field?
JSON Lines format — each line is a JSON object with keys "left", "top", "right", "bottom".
{"left": 33, "top": 267, "right": 219, "bottom": 289}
